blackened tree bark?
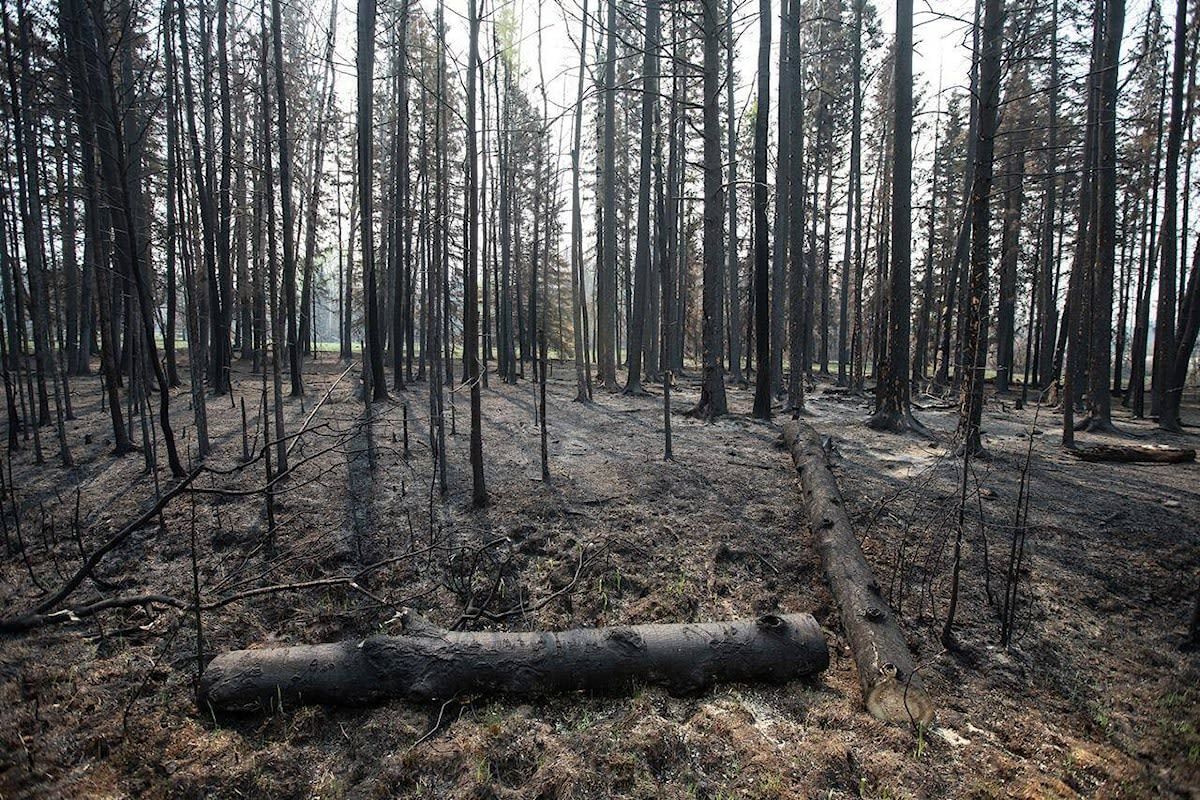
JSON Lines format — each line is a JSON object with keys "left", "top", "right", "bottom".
{"left": 690, "top": 0, "right": 728, "bottom": 420}
{"left": 1155, "top": 0, "right": 1188, "bottom": 431}
{"left": 215, "top": 0, "right": 233, "bottom": 394}
{"left": 1083, "top": 0, "right": 1124, "bottom": 431}
{"left": 751, "top": 0, "right": 771, "bottom": 420}
{"left": 770, "top": 0, "right": 791, "bottom": 399}
{"left": 1036, "top": 0, "right": 1061, "bottom": 392}
{"left": 358, "top": 0, "right": 387, "bottom": 401}
{"left": 272, "top": 0, "right": 302, "bottom": 397}
{"left": 995, "top": 126, "right": 1026, "bottom": 394}
{"left": 81, "top": 0, "right": 184, "bottom": 475}
{"left": 465, "top": 0, "right": 486, "bottom": 506}
{"left": 2, "top": 0, "right": 51, "bottom": 435}
{"left": 597, "top": 0, "right": 618, "bottom": 391}
{"left": 867, "top": 0, "right": 918, "bottom": 434}
{"left": 300, "top": 0, "right": 340, "bottom": 366}
{"left": 959, "top": 0, "right": 1002, "bottom": 455}
{"left": 848, "top": 0, "right": 865, "bottom": 391}
{"left": 724, "top": 0, "right": 742, "bottom": 385}
{"left": 174, "top": 0, "right": 216, "bottom": 403}
{"left": 624, "top": 0, "right": 659, "bottom": 395}
{"left": 569, "top": 0, "right": 592, "bottom": 402}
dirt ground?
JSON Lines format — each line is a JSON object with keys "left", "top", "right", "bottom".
{"left": 0, "top": 358, "right": 1197, "bottom": 799}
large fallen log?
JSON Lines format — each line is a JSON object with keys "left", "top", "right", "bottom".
{"left": 1068, "top": 444, "right": 1196, "bottom": 463}
{"left": 782, "top": 420, "right": 934, "bottom": 726}
{"left": 198, "top": 610, "right": 829, "bottom": 711}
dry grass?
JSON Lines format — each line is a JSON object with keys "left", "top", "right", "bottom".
{"left": 1, "top": 359, "right": 1197, "bottom": 798}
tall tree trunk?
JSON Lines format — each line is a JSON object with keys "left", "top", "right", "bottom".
{"left": 1083, "top": 0, "right": 1124, "bottom": 431}
{"left": 1129, "top": 61, "right": 1165, "bottom": 416}
{"left": 690, "top": 0, "right": 728, "bottom": 419}
{"left": 960, "top": 0, "right": 1002, "bottom": 455}
{"left": 868, "top": 0, "right": 916, "bottom": 433}
{"left": 751, "top": 0, "right": 772, "bottom": 419}
{"left": 848, "top": 0, "right": 865, "bottom": 391}
{"left": 1154, "top": 0, "right": 1188, "bottom": 431}
{"left": 624, "top": 0, "right": 659, "bottom": 395}
{"left": 597, "top": 0, "right": 618, "bottom": 390}
{"left": 358, "top": 0, "right": 386, "bottom": 401}
{"left": 724, "top": 0, "right": 743, "bottom": 385}
{"left": 785, "top": 27, "right": 805, "bottom": 413}
{"left": 174, "top": 0, "right": 215, "bottom": 402}
{"left": 2, "top": 0, "right": 50, "bottom": 432}
{"left": 770, "top": 0, "right": 791, "bottom": 399}
{"left": 300, "top": 0, "right": 341, "bottom": 365}
{"left": 272, "top": 0, "right": 302, "bottom": 397}
{"left": 163, "top": 8, "right": 181, "bottom": 387}
{"left": 1036, "top": 0, "right": 1061, "bottom": 391}
{"left": 465, "top": 0, "right": 486, "bottom": 506}
{"left": 569, "top": 0, "right": 592, "bottom": 402}
{"left": 995, "top": 132, "right": 1025, "bottom": 394}
{"left": 214, "top": 0, "right": 233, "bottom": 394}
{"left": 82, "top": 0, "right": 184, "bottom": 475}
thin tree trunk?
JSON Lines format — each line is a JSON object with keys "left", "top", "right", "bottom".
{"left": 624, "top": 0, "right": 659, "bottom": 395}
{"left": 690, "top": 0, "right": 728, "bottom": 419}
{"left": 752, "top": 0, "right": 772, "bottom": 419}
{"left": 1154, "top": 0, "right": 1188, "bottom": 431}
{"left": 959, "top": 0, "right": 1002, "bottom": 455}
{"left": 465, "top": 0, "right": 486, "bottom": 507}
{"left": 725, "top": 0, "right": 743, "bottom": 384}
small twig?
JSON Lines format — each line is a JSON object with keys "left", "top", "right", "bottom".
{"left": 409, "top": 694, "right": 460, "bottom": 750}
{"left": 0, "top": 594, "right": 185, "bottom": 633}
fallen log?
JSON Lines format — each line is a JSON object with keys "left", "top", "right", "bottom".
{"left": 1068, "top": 444, "right": 1196, "bottom": 464}
{"left": 198, "top": 610, "right": 828, "bottom": 711}
{"left": 782, "top": 420, "right": 934, "bottom": 726}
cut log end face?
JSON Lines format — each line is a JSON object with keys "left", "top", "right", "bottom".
{"left": 865, "top": 667, "right": 934, "bottom": 726}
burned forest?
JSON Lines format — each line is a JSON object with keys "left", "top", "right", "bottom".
{"left": 1, "top": 0, "right": 1199, "bottom": 796}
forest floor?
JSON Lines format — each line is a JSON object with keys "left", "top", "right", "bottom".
{"left": 0, "top": 357, "right": 1198, "bottom": 799}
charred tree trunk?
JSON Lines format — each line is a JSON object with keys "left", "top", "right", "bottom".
{"left": 782, "top": 421, "right": 933, "bottom": 726}
{"left": 1155, "top": 0, "right": 1189, "bottom": 431}
{"left": 868, "top": 0, "right": 917, "bottom": 433}
{"left": 358, "top": 0, "right": 387, "bottom": 401}
{"left": 960, "top": 0, "right": 1002, "bottom": 456}
{"left": 199, "top": 611, "right": 829, "bottom": 710}
{"left": 690, "top": 0, "right": 728, "bottom": 419}
{"left": 1083, "top": 0, "right": 1124, "bottom": 431}
{"left": 751, "top": 0, "right": 772, "bottom": 419}
{"left": 624, "top": 0, "right": 658, "bottom": 395}
{"left": 569, "top": 0, "right": 592, "bottom": 402}
{"left": 465, "top": 0, "right": 485, "bottom": 507}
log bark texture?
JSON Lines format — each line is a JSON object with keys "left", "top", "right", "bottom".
{"left": 1068, "top": 445, "right": 1196, "bottom": 464}
{"left": 782, "top": 420, "right": 934, "bottom": 725}
{"left": 198, "top": 610, "right": 828, "bottom": 711}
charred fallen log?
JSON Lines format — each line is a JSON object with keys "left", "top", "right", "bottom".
{"left": 782, "top": 420, "right": 934, "bottom": 726}
{"left": 198, "top": 610, "right": 828, "bottom": 711}
{"left": 1068, "top": 444, "right": 1196, "bottom": 463}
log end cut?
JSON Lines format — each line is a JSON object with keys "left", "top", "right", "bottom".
{"left": 863, "top": 662, "right": 934, "bottom": 726}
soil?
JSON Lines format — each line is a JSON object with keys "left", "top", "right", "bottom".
{"left": 1, "top": 359, "right": 1197, "bottom": 799}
